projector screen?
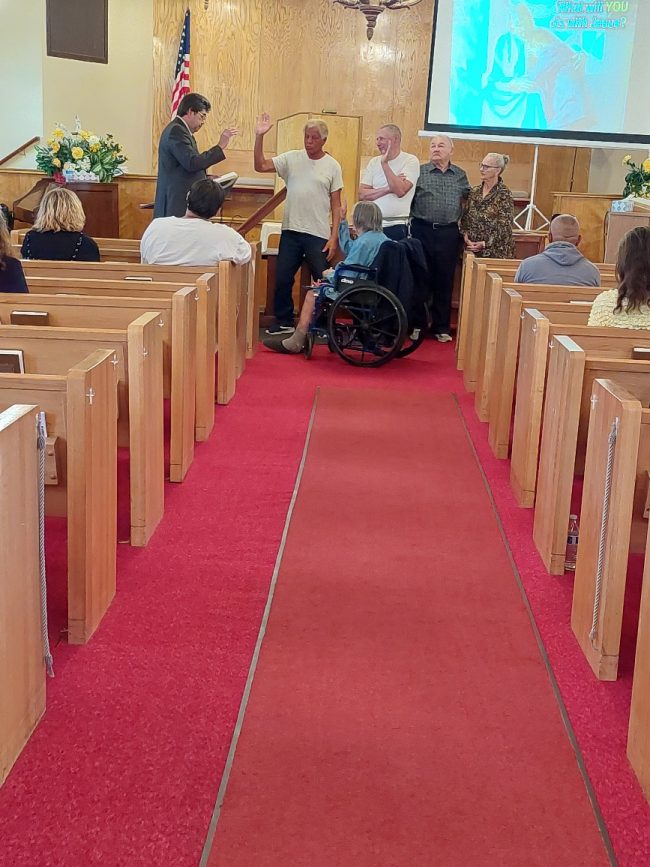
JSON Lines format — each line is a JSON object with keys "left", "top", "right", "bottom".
{"left": 425, "top": 0, "right": 650, "bottom": 146}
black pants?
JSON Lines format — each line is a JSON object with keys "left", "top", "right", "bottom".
{"left": 410, "top": 218, "right": 460, "bottom": 334}
{"left": 383, "top": 224, "right": 408, "bottom": 241}
{"left": 274, "top": 230, "right": 329, "bottom": 326}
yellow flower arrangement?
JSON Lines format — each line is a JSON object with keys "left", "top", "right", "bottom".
{"left": 622, "top": 155, "right": 650, "bottom": 198}
{"left": 35, "top": 121, "right": 127, "bottom": 182}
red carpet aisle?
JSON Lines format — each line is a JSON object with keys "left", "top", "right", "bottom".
{"left": 206, "top": 388, "right": 610, "bottom": 866}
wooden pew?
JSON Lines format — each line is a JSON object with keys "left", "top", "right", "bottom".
{"left": 531, "top": 334, "right": 650, "bottom": 574}
{"left": 629, "top": 499, "right": 650, "bottom": 800}
{"left": 0, "top": 350, "right": 118, "bottom": 644}
{"left": 0, "top": 319, "right": 163, "bottom": 546}
{"left": 510, "top": 314, "right": 650, "bottom": 510}
{"left": 20, "top": 258, "right": 250, "bottom": 413}
{"left": 0, "top": 292, "right": 196, "bottom": 483}
{"left": 474, "top": 275, "right": 609, "bottom": 425}
{"left": 468, "top": 265, "right": 616, "bottom": 401}
{"left": 487, "top": 284, "right": 603, "bottom": 458}
{"left": 12, "top": 230, "right": 140, "bottom": 263}
{"left": 571, "top": 378, "right": 650, "bottom": 680}
{"left": 0, "top": 404, "right": 45, "bottom": 786}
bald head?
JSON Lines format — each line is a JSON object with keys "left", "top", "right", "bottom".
{"left": 549, "top": 214, "right": 581, "bottom": 245}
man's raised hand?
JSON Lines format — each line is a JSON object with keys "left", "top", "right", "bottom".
{"left": 255, "top": 113, "right": 273, "bottom": 136}
{"left": 219, "top": 128, "right": 239, "bottom": 149}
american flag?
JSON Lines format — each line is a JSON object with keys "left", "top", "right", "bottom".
{"left": 171, "top": 10, "right": 190, "bottom": 118}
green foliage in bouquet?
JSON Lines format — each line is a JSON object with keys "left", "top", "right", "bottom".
{"left": 622, "top": 155, "right": 650, "bottom": 199}
{"left": 35, "top": 122, "right": 127, "bottom": 182}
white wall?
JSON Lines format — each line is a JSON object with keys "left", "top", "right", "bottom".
{"left": 2, "top": 0, "right": 154, "bottom": 174}
{"left": 588, "top": 147, "right": 649, "bottom": 196}
{"left": 0, "top": 0, "right": 44, "bottom": 168}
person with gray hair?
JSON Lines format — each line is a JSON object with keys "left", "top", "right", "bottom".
{"left": 263, "top": 200, "right": 388, "bottom": 355}
{"left": 514, "top": 213, "right": 600, "bottom": 286}
{"left": 460, "top": 152, "right": 515, "bottom": 259}
{"left": 409, "top": 134, "right": 471, "bottom": 342}
{"left": 254, "top": 112, "right": 344, "bottom": 334}
{"left": 359, "top": 124, "right": 420, "bottom": 240}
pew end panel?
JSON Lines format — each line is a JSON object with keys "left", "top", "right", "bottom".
{"left": 195, "top": 274, "right": 217, "bottom": 440}
{"left": 127, "top": 313, "right": 165, "bottom": 547}
{"left": 455, "top": 251, "right": 475, "bottom": 371}
{"left": 509, "top": 310, "right": 551, "bottom": 507}
{"left": 0, "top": 404, "right": 45, "bottom": 787}
{"left": 533, "top": 336, "right": 586, "bottom": 573}
{"left": 474, "top": 272, "right": 504, "bottom": 422}
{"left": 216, "top": 261, "right": 241, "bottom": 406}
{"left": 488, "top": 288, "right": 523, "bottom": 458}
{"left": 628, "top": 510, "right": 650, "bottom": 799}
{"left": 247, "top": 242, "right": 261, "bottom": 358}
{"left": 169, "top": 287, "right": 197, "bottom": 483}
{"left": 571, "top": 379, "right": 643, "bottom": 681}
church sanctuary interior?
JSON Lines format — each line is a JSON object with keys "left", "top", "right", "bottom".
{"left": 4, "top": 0, "right": 650, "bottom": 863}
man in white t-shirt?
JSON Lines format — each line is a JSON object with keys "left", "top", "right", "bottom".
{"left": 359, "top": 124, "right": 420, "bottom": 241}
{"left": 254, "top": 112, "right": 343, "bottom": 333}
{"left": 141, "top": 178, "right": 252, "bottom": 267}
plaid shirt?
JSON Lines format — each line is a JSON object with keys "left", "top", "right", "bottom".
{"left": 410, "top": 162, "right": 471, "bottom": 224}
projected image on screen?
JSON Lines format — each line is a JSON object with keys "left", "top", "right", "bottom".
{"left": 426, "top": 0, "right": 650, "bottom": 145}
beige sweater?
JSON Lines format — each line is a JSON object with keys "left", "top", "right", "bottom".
{"left": 587, "top": 288, "right": 650, "bottom": 329}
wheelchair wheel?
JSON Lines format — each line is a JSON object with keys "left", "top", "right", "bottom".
{"left": 304, "top": 331, "right": 314, "bottom": 359}
{"left": 397, "top": 302, "right": 431, "bottom": 358}
{"left": 327, "top": 283, "right": 408, "bottom": 367}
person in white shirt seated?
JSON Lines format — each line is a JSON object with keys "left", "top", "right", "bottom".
{"left": 140, "top": 178, "right": 252, "bottom": 266}
{"left": 358, "top": 124, "right": 420, "bottom": 240}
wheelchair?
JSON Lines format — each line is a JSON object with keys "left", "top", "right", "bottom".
{"left": 303, "top": 265, "right": 429, "bottom": 369}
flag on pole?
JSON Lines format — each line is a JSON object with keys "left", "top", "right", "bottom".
{"left": 171, "top": 10, "right": 191, "bottom": 118}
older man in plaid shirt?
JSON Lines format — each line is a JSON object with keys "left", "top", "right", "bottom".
{"left": 410, "top": 135, "right": 470, "bottom": 342}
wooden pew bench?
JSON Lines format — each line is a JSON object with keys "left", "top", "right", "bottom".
{"left": 0, "top": 404, "right": 45, "bottom": 787}
{"left": 0, "top": 318, "right": 163, "bottom": 546}
{"left": 629, "top": 488, "right": 650, "bottom": 801}
{"left": 530, "top": 333, "right": 650, "bottom": 574}
{"left": 464, "top": 262, "right": 616, "bottom": 398}
{"left": 11, "top": 229, "right": 141, "bottom": 263}
{"left": 0, "top": 291, "right": 196, "bottom": 482}
{"left": 571, "top": 377, "right": 650, "bottom": 680}
{"left": 21, "top": 258, "right": 251, "bottom": 410}
{"left": 0, "top": 351, "right": 118, "bottom": 644}
{"left": 476, "top": 276, "right": 606, "bottom": 430}
{"left": 486, "top": 283, "right": 603, "bottom": 458}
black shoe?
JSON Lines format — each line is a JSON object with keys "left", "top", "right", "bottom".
{"left": 265, "top": 324, "right": 295, "bottom": 336}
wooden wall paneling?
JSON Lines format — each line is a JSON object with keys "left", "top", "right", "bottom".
{"left": 152, "top": 0, "right": 188, "bottom": 172}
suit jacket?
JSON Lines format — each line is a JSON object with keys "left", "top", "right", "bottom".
{"left": 154, "top": 117, "right": 225, "bottom": 218}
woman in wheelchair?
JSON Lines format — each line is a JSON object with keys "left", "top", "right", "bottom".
{"left": 264, "top": 201, "right": 388, "bottom": 355}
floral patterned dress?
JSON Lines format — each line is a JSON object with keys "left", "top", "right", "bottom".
{"left": 460, "top": 178, "right": 515, "bottom": 259}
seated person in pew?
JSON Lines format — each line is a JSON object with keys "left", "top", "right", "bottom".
{"left": 21, "top": 186, "right": 100, "bottom": 262}
{"left": 0, "top": 212, "right": 28, "bottom": 293}
{"left": 263, "top": 201, "right": 388, "bottom": 355}
{"left": 588, "top": 226, "right": 650, "bottom": 329}
{"left": 514, "top": 214, "right": 600, "bottom": 286}
{"left": 140, "top": 178, "right": 251, "bottom": 267}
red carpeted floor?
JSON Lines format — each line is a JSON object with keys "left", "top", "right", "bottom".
{"left": 206, "top": 387, "right": 610, "bottom": 866}
{"left": 0, "top": 340, "right": 649, "bottom": 865}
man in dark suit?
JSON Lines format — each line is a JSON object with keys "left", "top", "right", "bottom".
{"left": 154, "top": 92, "right": 237, "bottom": 218}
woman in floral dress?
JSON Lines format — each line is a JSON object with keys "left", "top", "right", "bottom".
{"left": 460, "top": 153, "right": 515, "bottom": 259}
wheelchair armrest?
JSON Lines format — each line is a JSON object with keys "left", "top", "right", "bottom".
{"left": 333, "top": 264, "right": 378, "bottom": 292}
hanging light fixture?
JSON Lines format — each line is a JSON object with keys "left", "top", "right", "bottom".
{"left": 332, "top": 0, "right": 423, "bottom": 40}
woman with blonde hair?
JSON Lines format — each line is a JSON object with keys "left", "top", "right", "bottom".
{"left": 21, "top": 186, "right": 100, "bottom": 261}
{"left": 0, "top": 211, "right": 28, "bottom": 292}
{"left": 588, "top": 226, "right": 650, "bottom": 329}
{"left": 460, "top": 152, "right": 515, "bottom": 259}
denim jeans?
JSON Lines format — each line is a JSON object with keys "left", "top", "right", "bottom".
{"left": 274, "top": 230, "right": 329, "bottom": 326}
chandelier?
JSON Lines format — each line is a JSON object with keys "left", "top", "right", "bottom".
{"left": 332, "top": 0, "right": 423, "bottom": 40}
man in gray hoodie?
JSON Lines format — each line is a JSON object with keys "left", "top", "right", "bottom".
{"left": 514, "top": 214, "right": 601, "bottom": 286}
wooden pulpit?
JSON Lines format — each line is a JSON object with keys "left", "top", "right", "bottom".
{"left": 13, "top": 179, "right": 120, "bottom": 238}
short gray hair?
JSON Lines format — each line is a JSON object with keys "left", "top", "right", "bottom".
{"left": 352, "top": 201, "right": 383, "bottom": 233}
{"left": 484, "top": 152, "right": 510, "bottom": 174}
{"left": 550, "top": 213, "right": 580, "bottom": 242}
{"left": 430, "top": 133, "right": 454, "bottom": 149}
{"left": 379, "top": 123, "right": 401, "bottom": 140}
{"left": 304, "top": 120, "right": 328, "bottom": 139}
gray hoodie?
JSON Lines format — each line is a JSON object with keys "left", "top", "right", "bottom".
{"left": 514, "top": 241, "right": 601, "bottom": 287}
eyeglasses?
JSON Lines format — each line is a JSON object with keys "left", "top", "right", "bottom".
{"left": 197, "top": 111, "right": 208, "bottom": 120}
{"left": 479, "top": 163, "right": 499, "bottom": 170}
